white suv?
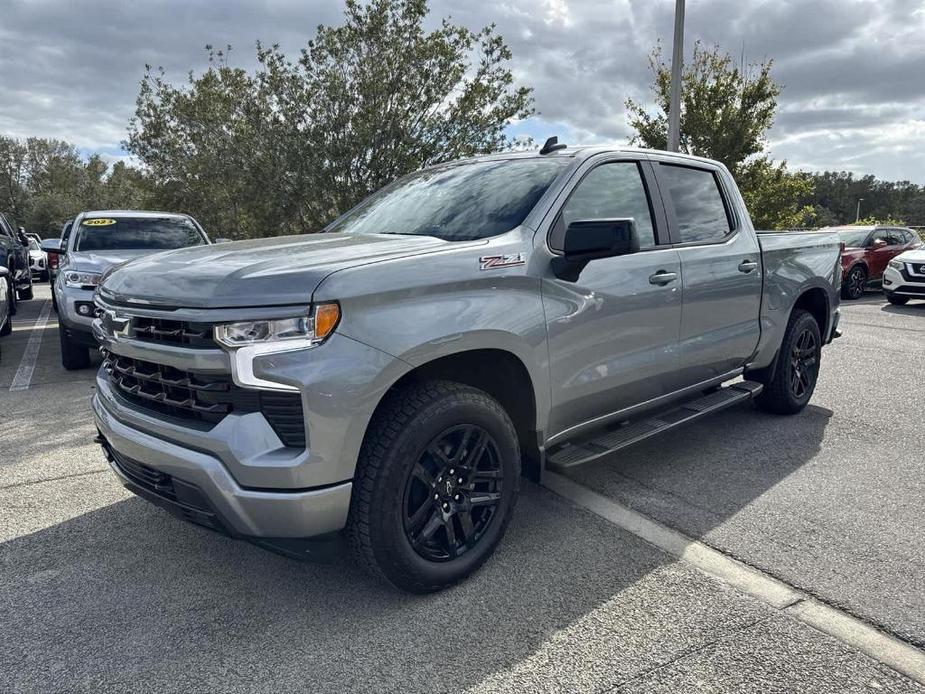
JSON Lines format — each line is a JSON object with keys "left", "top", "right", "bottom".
{"left": 883, "top": 247, "right": 925, "bottom": 305}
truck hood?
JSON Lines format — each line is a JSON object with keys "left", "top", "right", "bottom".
{"left": 99, "top": 232, "right": 450, "bottom": 308}
{"left": 70, "top": 249, "right": 162, "bottom": 274}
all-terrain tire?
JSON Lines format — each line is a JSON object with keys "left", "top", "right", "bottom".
{"left": 347, "top": 380, "right": 520, "bottom": 593}
{"left": 755, "top": 309, "right": 822, "bottom": 415}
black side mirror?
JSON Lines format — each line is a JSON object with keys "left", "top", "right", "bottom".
{"left": 16, "top": 228, "right": 29, "bottom": 245}
{"left": 552, "top": 218, "right": 639, "bottom": 282}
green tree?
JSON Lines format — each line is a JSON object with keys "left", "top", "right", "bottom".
{"left": 626, "top": 42, "right": 813, "bottom": 229}
{"left": 737, "top": 157, "right": 815, "bottom": 229}
{"left": 126, "top": 0, "right": 534, "bottom": 239}
{"left": 0, "top": 135, "right": 151, "bottom": 235}
{"left": 626, "top": 42, "right": 779, "bottom": 172}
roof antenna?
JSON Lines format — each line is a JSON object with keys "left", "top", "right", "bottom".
{"left": 539, "top": 136, "right": 567, "bottom": 155}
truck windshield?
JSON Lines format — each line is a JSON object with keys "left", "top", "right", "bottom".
{"left": 74, "top": 217, "right": 206, "bottom": 252}
{"left": 326, "top": 158, "right": 570, "bottom": 241}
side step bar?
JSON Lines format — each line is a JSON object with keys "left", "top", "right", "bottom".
{"left": 547, "top": 380, "right": 764, "bottom": 472}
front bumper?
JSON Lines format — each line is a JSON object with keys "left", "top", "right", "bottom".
{"left": 883, "top": 263, "right": 925, "bottom": 299}
{"left": 55, "top": 283, "right": 98, "bottom": 334}
{"left": 93, "top": 392, "right": 352, "bottom": 544}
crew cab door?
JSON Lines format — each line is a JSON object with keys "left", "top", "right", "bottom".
{"left": 653, "top": 161, "right": 762, "bottom": 384}
{"left": 541, "top": 157, "right": 682, "bottom": 438}
{"left": 867, "top": 229, "right": 909, "bottom": 279}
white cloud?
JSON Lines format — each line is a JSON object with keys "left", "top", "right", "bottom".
{"left": 0, "top": 0, "right": 923, "bottom": 182}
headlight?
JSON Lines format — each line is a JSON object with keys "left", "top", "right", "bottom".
{"left": 888, "top": 259, "right": 905, "bottom": 271}
{"left": 214, "top": 303, "right": 340, "bottom": 348}
{"left": 64, "top": 271, "right": 102, "bottom": 289}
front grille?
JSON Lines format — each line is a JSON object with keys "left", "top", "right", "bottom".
{"left": 900, "top": 267, "right": 925, "bottom": 284}
{"left": 103, "top": 352, "right": 306, "bottom": 447}
{"left": 131, "top": 316, "right": 216, "bottom": 349}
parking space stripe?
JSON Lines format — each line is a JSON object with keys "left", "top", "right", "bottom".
{"left": 9, "top": 299, "right": 52, "bottom": 392}
{"left": 544, "top": 471, "right": 925, "bottom": 685}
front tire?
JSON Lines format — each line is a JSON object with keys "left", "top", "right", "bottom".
{"left": 841, "top": 265, "right": 867, "bottom": 300}
{"left": 59, "top": 325, "right": 91, "bottom": 370}
{"left": 886, "top": 293, "right": 909, "bottom": 306}
{"left": 347, "top": 380, "right": 520, "bottom": 593}
{"left": 755, "top": 309, "right": 822, "bottom": 415}
{"left": 0, "top": 305, "right": 10, "bottom": 336}
{"left": 17, "top": 272, "right": 33, "bottom": 301}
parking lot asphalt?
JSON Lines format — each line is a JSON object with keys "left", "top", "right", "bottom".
{"left": 1, "top": 283, "right": 923, "bottom": 693}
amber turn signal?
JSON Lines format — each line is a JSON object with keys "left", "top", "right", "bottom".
{"left": 314, "top": 302, "right": 340, "bottom": 339}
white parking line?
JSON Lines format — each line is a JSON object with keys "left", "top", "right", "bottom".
{"left": 544, "top": 471, "right": 925, "bottom": 685}
{"left": 9, "top": 300, "right": 52, "bottom": 392}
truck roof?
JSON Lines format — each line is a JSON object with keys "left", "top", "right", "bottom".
{"left": 451, "top": 145, "right": 729, "bottom": 170}
{"left": 78, "top": 210, "right": 193, "bottom": 219}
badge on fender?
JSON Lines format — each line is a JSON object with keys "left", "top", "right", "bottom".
{"left": 479, "top": 252, "right": 526, "bottom": 271}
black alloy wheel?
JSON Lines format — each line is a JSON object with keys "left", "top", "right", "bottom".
{"left": 843, "top": 266, "right": 867, "bottom": 300}
{"left": 403, "top": 424, "right": 503, "bottom": 562}
{"left": 789, "top": 327, "right": 818, "bottom": 400}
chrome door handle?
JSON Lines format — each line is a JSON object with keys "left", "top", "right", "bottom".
{"left": 649, "top": 271, "right": 678, "bottom": 285}
{"left": 738, "top": 259, "right": 759, "bottom": 273}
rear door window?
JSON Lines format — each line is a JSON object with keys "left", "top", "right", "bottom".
{"left": 659, "top": 164, "right": 733, "bottom": 244}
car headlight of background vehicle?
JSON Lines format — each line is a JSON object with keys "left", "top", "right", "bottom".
{"left": 64, "top": 271, "right": 102, "bottom": 289}
{"left": 888, "top": 259, "right": 905, "bottom": 271}
{"left": 214, "top": 303, "right": 340, "bottom": 391}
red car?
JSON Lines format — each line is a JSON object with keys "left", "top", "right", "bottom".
{"left": 826, "top": 225, "right": 922, "bottom": 300}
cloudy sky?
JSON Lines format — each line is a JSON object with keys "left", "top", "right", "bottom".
{"left": 1, "top": 0, "right": 924, "bottom": 182}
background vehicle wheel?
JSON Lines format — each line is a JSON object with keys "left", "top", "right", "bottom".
{"left": 755, "top": 309, "right": 821, "bottom": 415}
{"left": 6, "top": 270, "right": 16, "bottom": 316}
{"left": 59, "top": 326, "right": 91, "bottom": 370}
{"left": 886, "top": 293, "right": 909, "bottom": 306}
{"left": 17, "top": 271, "right": 34, "bottom": 301}
{"left": 347, "top": 380, "right": 520, "bottom": 593}
{"left": 840, "top": 265, "right": 867, "bottom": 300}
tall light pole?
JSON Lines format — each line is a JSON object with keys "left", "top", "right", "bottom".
{"left": 856, "top": 198, "right": 864, "bottom": 223}
{"left": 667, "top": 0, "right": 686, "bottom": 152}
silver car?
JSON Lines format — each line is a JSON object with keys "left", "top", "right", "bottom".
{"left": 42, "top": 210, "right": 212, "bottom": 370}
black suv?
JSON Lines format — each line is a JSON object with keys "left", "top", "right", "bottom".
{"left": 0, "top": 212, "right": 34, "bottom": 313}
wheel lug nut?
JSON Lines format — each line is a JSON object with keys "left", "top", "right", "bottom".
{"left": 437, "top": 476, "right": 442, "bottom": 482}
{"left": 449, "top": 469, "right": 455, "bottom": 475}
{"left": 458, "top": 478, "right": 463, "bottom": 483}
{"left": 454, "top": 494, "right": 461, "bottom": 501}
{"left": 434, "top": 494, "right": 439, "bottom": 500}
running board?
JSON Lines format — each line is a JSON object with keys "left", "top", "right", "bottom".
{"left": 546, "top": 381, "right": 764, "bottom": 472}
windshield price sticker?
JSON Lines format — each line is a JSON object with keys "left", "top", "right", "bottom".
{"left": 83, "top": 218, "right": 117, "bottom": 226}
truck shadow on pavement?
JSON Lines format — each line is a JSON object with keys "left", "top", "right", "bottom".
{"left": 0, "top": 400, "right": 833, "bottom": 692}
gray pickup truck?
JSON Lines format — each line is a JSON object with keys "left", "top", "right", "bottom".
{"left": 91, "top": 146, "right": 841, "bottom": 592}
{"left": 43, "top": 210, "right": 212, "bottom": 370}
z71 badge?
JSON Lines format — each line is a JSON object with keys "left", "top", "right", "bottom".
{"left": 479, "top": 253, "right": 526, "bottom": 271}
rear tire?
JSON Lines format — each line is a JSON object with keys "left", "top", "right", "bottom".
{"left": 886, "top": 293, "right": 909, "bottom": 306}
{"left": 755, "top": 309, "right": 821, "bottom": 415}
{"left": 347, "top": 380, "right": 520, "bottom": 593}
{"left": 841, "top": 265, "right": 867, "bottom": 300}
{"left": 59, "top": 325, "right": 91, "bottom": 370}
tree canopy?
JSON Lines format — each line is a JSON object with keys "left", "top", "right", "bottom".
{"left": 125, "top": 0, "right": 533, "bottom": 239}
{"left": 625, "top": 42, "right": 815, "bottom": 229}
